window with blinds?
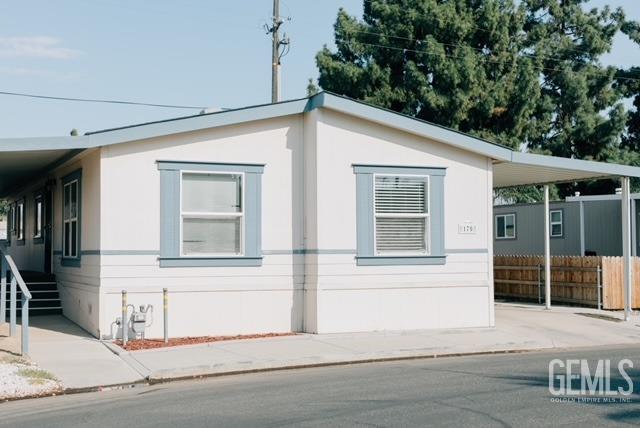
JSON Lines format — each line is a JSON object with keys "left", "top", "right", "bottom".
{"left": 374, "top": 175, "right": 429, "bottom": 254}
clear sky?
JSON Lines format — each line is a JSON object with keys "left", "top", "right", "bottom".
{"left": 0, "top": 0, "right": 637, "bottom": 138}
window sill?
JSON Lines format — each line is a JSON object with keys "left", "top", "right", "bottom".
{"left": 16, "top": 239, "right": 25, "bottom": 247}
{"left": 356, "top": 255, "right": 446, "bottom": 266}
{"left": 61, "top": 257, "right": 81, "bottom": 267}
{"left": 33, "top": 236, "right": 44, "bottom": 245}
{"left": 159, "top": 257, "right": 263, "bottom": 268}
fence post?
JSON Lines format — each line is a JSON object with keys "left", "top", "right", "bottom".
{"left": 597, "top": 265, "right": 602, "bottom": 310}
{"left": 121, "top": 290, "right": 128, "bottom": 347}
{"left": 537, "top": 264, "right": 542, "bottom": 305}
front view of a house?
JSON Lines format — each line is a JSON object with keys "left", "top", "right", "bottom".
{"left": 2, "top": 93, "right": 638, "bottom": 339}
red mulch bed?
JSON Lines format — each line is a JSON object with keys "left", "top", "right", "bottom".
{"left": 115, "top": 332, "right": 297, "bottom": 351}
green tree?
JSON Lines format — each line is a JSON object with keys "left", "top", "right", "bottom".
{"left": 316, "top": 0, "right": 543, "bottom": 150}
{"left": 316, "top": 0, "right": 634, "bottom": 200}
{"left": 523, "top": 0, "right": 628, "bottom": 196}
{"left": 306, "top": 78, "right": 320, "bottom": 96}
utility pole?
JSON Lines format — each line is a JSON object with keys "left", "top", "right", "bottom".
{"left": 266, "top": 0, "right": 289, "bottom": 103}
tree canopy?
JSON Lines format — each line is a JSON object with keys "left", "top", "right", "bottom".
{"left": 315, "top": 0, "right": 640, "bottom": 199}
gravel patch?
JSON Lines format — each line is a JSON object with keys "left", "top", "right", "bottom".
{"left": 0, "top": 352, "right": 62, "bottom": 400}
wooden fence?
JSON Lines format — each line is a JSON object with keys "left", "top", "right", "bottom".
{"left": 494, "top": 256, "right": 640, "bottom": 310}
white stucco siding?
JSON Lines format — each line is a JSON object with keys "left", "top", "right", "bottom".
{"left": 1, "top": 149, "right": 102, "bottom": 336}
{"left": 53, "top": 149, "right": 102, "bottom": 337}
{"left": 98, "top": 115, "right": 305, "bottom": 338}
{"left": 308, "top": 108, "right": 492, "bottom": 333}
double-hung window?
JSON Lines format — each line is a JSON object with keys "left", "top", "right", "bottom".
{"left": 374, "top": 175, "right": 429, "bottom": 255}
{"left": 62, "top": 170, "right": 82, "bottom": 267}
{"left": 181, "top": 172, "right": 243, "bottom": 256}
{"left": 158, "top": 161, "right": 264, "bottom": 267}
{"left": 16, "top": 200, "right": 25, "bottom": 243}
{"left": 354, "top": 165, "right": 446, "bottom": 266}
{"left": 495, "top": 213, "right": 516, "bottom": 239}
{"left": 34, "top": 193, "right": 43, "bottom": 241}
{"left": 550, "top": 209, "right": 563, "bottom": 237}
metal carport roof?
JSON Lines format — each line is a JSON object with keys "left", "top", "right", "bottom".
{"left": 1, "top": 92, "right": 640, "bottom": 196}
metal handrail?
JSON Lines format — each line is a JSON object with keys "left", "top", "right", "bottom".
{"left": 0, "top": 243, "right": 32, "bottom": 355}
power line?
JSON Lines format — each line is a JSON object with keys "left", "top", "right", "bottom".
{"left": 345, "top": 29, "right": 593, "bottom": 66}
{"left": 0, "top": 90, "right": 207, "bottom": 109}
{"left": 356, "top": 0, "right": 629, "bottom": 58}
{"left": 342, "top": 40, "right": 640, "bottom": 83}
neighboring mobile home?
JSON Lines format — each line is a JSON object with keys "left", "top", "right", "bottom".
{"left": 2, "top": 92, "right": 639, "bottom": 339}
{"left": 494, "top": 194, "right": 640, "bottom": 257}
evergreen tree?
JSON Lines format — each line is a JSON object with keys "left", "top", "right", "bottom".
{"left": 316, "top": 0, "right": 635, "bottom": 199}
{"left": 523, "top": 0, "right": 627, "bottom": 196}
{"left": 306, "top": 78, "right": 319, "bottom": 97}
{"left": 316, "top": 0, "right": 543, "bottom": 149}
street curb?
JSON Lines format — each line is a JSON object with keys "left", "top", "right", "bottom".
{"left": 1, "top": 380, "right": 147, "bottom": 403}
{"left": 145, "top": 347, "right": 537, "bottom": 385}
{"left": 5, "top": 343, "right": 637, "bottom": 401}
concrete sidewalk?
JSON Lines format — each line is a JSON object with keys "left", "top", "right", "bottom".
{"left": 1, "top": 316, "right": 143, "bottom": 389}
{"left": 3, "top": 303, "right": 640, "bottom": 390}
{"left": 120, "top": 303, "right": 640, "bottom": 382}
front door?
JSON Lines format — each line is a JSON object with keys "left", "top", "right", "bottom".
{"left": 43, "top": 185, "right": 53, "bottom": 273}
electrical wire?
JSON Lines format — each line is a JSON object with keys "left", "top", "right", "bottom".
{"left": 356, "top": 0, "right": 633, "bottom": 58}
{"left": 341, "top": 40, "right": 640, "bottom": 83}
{"left": 0, "top": 90, "right": 207, "bottom": 109}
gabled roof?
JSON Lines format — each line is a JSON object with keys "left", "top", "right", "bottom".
{"left": 0, "top": 92, "right": 513, "bottom": 160}
{"left": 1, "top": 91, "right": 640, "bottom": 197}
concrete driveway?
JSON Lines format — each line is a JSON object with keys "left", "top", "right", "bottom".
{"left": 1, "top": 303, "right": 639, "bottom": 390}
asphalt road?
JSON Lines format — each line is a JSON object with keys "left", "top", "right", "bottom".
{"left": 1, "top": 346, "right": 639, "bottom": 427}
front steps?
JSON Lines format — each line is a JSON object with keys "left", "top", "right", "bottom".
{"left": 4, "top": 271, "right": 62, "bottom": 317}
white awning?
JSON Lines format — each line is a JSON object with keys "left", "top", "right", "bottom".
{"left": 493, "top": 152, "right": 640, "bottom": 188}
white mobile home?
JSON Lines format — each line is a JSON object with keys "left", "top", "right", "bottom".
{"left": 2, "top": 93, "right": 639, "bottom": 339}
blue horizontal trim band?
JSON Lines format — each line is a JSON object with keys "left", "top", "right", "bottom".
{"left": 159, "top": 257, "right": 263, "bottom": 267}
{"left": 262, "top": 249, "right": 357, "bottom": 255}
{"left": 356, "top": 256, "right": 447, "bottom": 266}
{"left": 352, "top": 164, "right": 447, "bottom": 176}
{"left": 445, "top": 248, "right": 489, "bottom": 254}
{"left": 58, "top": 249, "right": 483, "bottom": 257}
{"left": 157, "top": 161, "right": 264, "bottom": 173}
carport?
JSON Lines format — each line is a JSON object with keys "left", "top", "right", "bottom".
{"left": 493, "top": 151, "right": 640, "bottom": 320}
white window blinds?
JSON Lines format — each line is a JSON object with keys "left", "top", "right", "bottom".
{"left": 374, "top": 176, "right": 429, "bottom": 254}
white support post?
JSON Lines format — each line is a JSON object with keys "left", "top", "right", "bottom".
{"left": 544, "top": 184, "right": 551, "bottom": 309}
{"left": 621, "top": 176, "right": 633, "bottom": 321}
{"left": 579, "top": 201, "right": 585, "bottom": 256}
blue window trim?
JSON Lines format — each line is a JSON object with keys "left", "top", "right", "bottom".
{"left": 353, "top": 164, "right": 446, "bottom": 266}
{"left": 5, "top": 202, "right": 14, "bottom": 246}
{"left": 15, "top": 198, "right": 25, "bottom": 246}
{"left": 33, "top": 190, "right": 44, "bottom": 244}
{"left": 61, "top": 169, "right": 82, "bottom": 268}
{"left": 157, "top": 161, "right": 264, "bottom": 268}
